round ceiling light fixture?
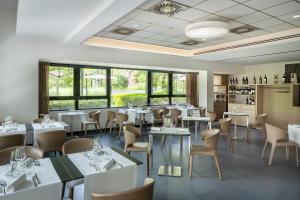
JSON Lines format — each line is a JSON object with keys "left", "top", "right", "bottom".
{"left": 185, "top": 21, "right": 229, "bottom": 39}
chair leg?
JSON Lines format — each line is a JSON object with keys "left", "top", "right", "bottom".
{"left": 246, "top": 127, "right": 250, "bottom": 143}
{"left": 68, "top": 187, "right": 74, "bottom": 200}
{"left": 214, "top": 154, "right": 222, "bottom": 180}
{"left": 261, "top": 140, "right": 268, "bottom": 159}
{"left": 227, "top": 135, "right": 234, "bottom": 153}
{"left": 180, "top": 136, "right": 183, "bottom": 151}
{"left": 81, "top": 123, "right": 83, "bottom": 131}
{"left": 189, "top": 155, "right": 193, "bottom": 178}
{"left": 85, "top": 124, "right": 87, "bottom": 136}
{"left": 161, "top": 136, "right": 166, "bottom": 147}
{"left": 296, "top": 146, "right": 299, "bottom": 168}
{"left": 268, "top": 144, "right": 276, "bottom": 166}
{"left": 286, "top": 146, "right": 289, "bottom": 160}
{"left": 146, "top": 153, "right": 150, "bottom": 176}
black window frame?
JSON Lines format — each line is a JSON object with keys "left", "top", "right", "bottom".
{"left": 48, "top": 63, "right": 186, "bottom": 111}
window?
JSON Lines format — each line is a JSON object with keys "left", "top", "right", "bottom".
{"left": 172, "top": 73, "right": 186, "bottom": 95}
{"left": 151, "top": 72, "right": 169, "bottom": 95}
{"left": 111, "top": 69, "right": 147, "bottom": 107}
{"left": 80, "top": 68, "right": 106, "bottom": 96}
{"left": 49, "top": 66, "right": 73, "bottom": 96}
{"left": 46, "top": 63, "right": 187, "bottom": 110}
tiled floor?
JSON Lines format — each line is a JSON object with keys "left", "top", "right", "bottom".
{"left": 72, "top": 123, "right": 300, "bottom": 200}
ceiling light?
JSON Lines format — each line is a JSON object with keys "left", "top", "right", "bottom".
{"left": 185, "top": 21, "right": 229, "bottom": 39}
{"left": 230, "top": 25, "right": 258, "bottom": 34}
{"left": 110, "top": 26, "right": 138, "bottom": 36}
{"left": 149, "top": 0, "right": 189, "bottom": 17}
{"left": 293, "top": 15, "right": 300, "bottom": 19}
{"left": 180, "top": 39, "right": 201, "bottom": 46}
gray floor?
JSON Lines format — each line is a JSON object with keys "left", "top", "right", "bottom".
{"left": 72, "top": 122, "right": 300, "bottom": 200}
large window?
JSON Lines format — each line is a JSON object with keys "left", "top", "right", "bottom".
{"left": 47, "top": 63, "right": 187, "bottom": 110}
{"left": 111, "top": 69, "right": 147, "bottom": 107}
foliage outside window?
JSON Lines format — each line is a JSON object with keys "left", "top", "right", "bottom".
{"left": 151, "top": 72, "right": 169, "bottom": 95}
{"left": 80, "top": 68, "right": 106, "bottom": 96}
{"left": 78, "top": 99, "right": 107, "bottom": 109}
{"left": 111, "top": 69, "right": 147, "bottom": 107}
{"left": 49, "top": 100, "right": 75, "bottom": 110}
{"left": 173, "top": 74, "right": 186, "bottom": 95}
{"left": 49, "top": 66, "right": 73, "bottom": 96}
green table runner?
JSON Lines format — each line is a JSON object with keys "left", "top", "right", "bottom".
{"left": 111, "top": 147, "right": 143, "bottom": 165}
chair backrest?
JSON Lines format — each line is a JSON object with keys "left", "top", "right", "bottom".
{"left": 123, "top": 125, "right": 141, "bottom": 151}
{"left": 153, "top": 109, "right": 164, "bottom": 119}
{"left": 206, "top": 111, "right": 216, "bottom": 122}
{"left": 265, "top": 123, "right": 287, "bottom": 144}
{"left": 107, "top": 111, "right": 116, "bottom": 122}
{"left": 37, "top": 130, "right": 66, "bottom": 153}
{"left": 256, "top": 113, "right": 267, "bottom": 126}
{"left": 199, "top": 106, "right": 206, "bottom": 117}
{"left": 62, "top": 138, "right": 93, "bottom": 155}
{"left": 0, "top": 146, "right": 43, "bottom": 165}
{"left": 219, "top": 118, "right": 232, "bottom": 134}
{"left": 91, "top": 178, "right": 155, "bottom": 200}
{"left": 204, "top": 129, "right": 220, "bottom": 150}
{"left": 169, "top": 109, "right": 181, "bottom": 123}
{"left": 0, "top": 134, "right": 25, "bottom": 151}
{"left": 116, "top": 113, "right": 128, "bottom": 124}
{"left": 89, "top": 111, "right": 101, "bottom": 122}
{"left": 162, "top": 108, "right": 169, "bottom": 116}
{"left": 32, "top": 118, "right": 43, "bottom": 123}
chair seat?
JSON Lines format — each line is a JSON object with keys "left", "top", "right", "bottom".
{"left": 190, "top": 145, "right": 214, "bottom": 156}
{"left": 127, "top": 142, "right": 149, "bottom": 153}
{"left": 133, "top": 142, "right": 149, "bottom": 149}
{"left": 201, "top": 129, "right": 213, "bottom": 139}
{"left": 276, "top": 139, "right": 299, "bottom": 147}
{"left": 83, "top": 121, "right": 96, "bottom": 125}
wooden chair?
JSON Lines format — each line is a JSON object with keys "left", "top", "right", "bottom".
{"left": 152, "top": 109, "right": 164, "bottom": 126}
{"left": 247, "top": 113, "right": 268, "bottom": 142}
{"left": 189, "top": 129, "right": 222, "bottom": 180}
{"left": 0, "top": 134, "right": 25, "bottom": 151}
{"left": 0, "top": 146, "right": 43, "bottom": 165}
{"left": 106, "top": 111, "right": 117, "bottom": 134}
{"left": 81, "top": 111, "right": 101, "bottom": 136}
{"left": 161, "top": 109, "right": 182, "bottom": 146}
{"left": 36, "top": 130, "right": 66, "bottom": 156}
{"left": 62, "top": 138, "right": 93, "bottom": 154}
{"left": 262, "top": 123, "right": 299, "bottom": 167}
{"left": 124, "top": 125, "right": 152, "bottom": 176}
{"left": 91, "top": 178, "right": 154, "bottom": 200}
{"left": 219, "top": 118, "right": 234, "bottom": 153}
{"left": 116, "top": 113, "right": 132, "bottom": 137}
{"left": 206, "top": 111, "right": 217, "bottom": 129}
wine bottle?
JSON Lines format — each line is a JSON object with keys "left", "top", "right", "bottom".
{"left": 274, "top": 75, "right": 278, "bottom": 84}
{"left": 282, "top": 74, "right": 286, "bottom": 84}
{"left": 253, "top": 76, "right": 256, "bottom": 84}
{"left": 259, "top": 75, "right": 262, "bottom": 84}
{"left": 246, "top": 76, "right": 248, "bottom": 84}
{"left": 264, "top": 74, "right": 267, "bottom": 84}
{"left": 235, "top": 77, "right": 238, "bottom": 85}
{"left": 246, "top": 97, "right": 249, "bottom": 105}
{"left": 243, "top": 77, "right": 245, "bottom": 84}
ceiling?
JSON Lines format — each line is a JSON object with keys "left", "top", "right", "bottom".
{"left": 94, "top": 0, "right": 300, "bottom": 50}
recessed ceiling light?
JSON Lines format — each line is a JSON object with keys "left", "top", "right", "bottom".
{"left": 293, "top": 15, "right": 300, "bottom": 19}
{"left": 180, "top": 39, "right": 201, "bottom": 46}
{"left": 110, "top": 26, "right": 139, "bottom": 35}
{"left": 230, "top": 25, "right": 258, "bottom": 34}
{"left": 149, "top": 0, "right": 189, "bottom": 17}
{"left": 133, "top": 24, "right": 139, "bottom": 27}
{"left": 185, "top": 21, "right": 229, "bottom": 39}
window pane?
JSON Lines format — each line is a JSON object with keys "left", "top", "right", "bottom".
{"left": 150, "top": 97, "right": 169, "bottom": 105}
{"left": 49, "top": 66, "right": 74, "bottom": 96}
{"left": 111, "top": 69, "right": 147, "bottom": 107}
{"left": 151, "top": 72, "right": 169, "bottom": 95}
{"left": 78, "top": 99, "right": 107, "bottom": 109}
{"left": 172, "top": 97, "right": 186, "bottom": 104}
{"left": 80, "top": 68, "right": 106, "bottom": 96}
{"left": 49, "top": 100, "right": 75, "bottom": 110}
{"left": 173, "top": 74, "right": 186, "bottom": 95}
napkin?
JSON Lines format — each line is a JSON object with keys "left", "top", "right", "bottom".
{"left": 6, "top": 173, "right": 27, "bottom": 192}
{"left": 103, "top": 159, "right": 115, "bottom": 171}
{"left": 22, "top": 158, "right": 33, "bottom": 168}
{"left": 177, "top": 128, "right": 189, "bottom": 132}
{"left": 151, "top": 127, "right": 161, "bottom": 131}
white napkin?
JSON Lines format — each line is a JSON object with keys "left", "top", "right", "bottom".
{"left": 103, "top": 159, "right": 115, "bottom": 171}
{"left": 151, "top": 127, "right": 161, "bottom": 131}
{"left": 6, "top": 173, "right": 27, "bottom": 192}
{"left": 177, "top": 128, "right": 189, "bottom": 132}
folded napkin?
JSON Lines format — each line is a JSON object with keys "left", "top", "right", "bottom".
{"left": 22, "top": 158, "right": 33, "bottom": 168}
{"left": 103, "top": 159, "right": 115, "bottom": 171}
{"left": 177, "top": 128, "right": 189, "bottom": 132}
{"left": 151, "top": 127, "right": 161, "bottom": 131}
{"left": 6, "top": 174, "right": 27, "bottom": 193}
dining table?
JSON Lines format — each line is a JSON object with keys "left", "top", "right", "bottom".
{"left": 149, "top": 127, "right": 190, "bottom": 177}
{"left": 223, "top": 111, "right": 249, "bottom": 140}
{"left": 0, "top": 147, "right": 142, "bottom": 200}
{"left": 57, "top": 111, "right": 86, "bottom": 137}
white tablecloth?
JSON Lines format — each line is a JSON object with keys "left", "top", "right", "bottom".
{"left": 0, "top": 158, "right": 62, "bottom": 200}
{"left": 167, "top": 106, "right": 196, "bottom": 117}
{"left": 0, "top": 124, "right": 26, "bottom": 137}
{"left": 288, "top": 124, "right": 300, "bottom": 145}
{"left": 32, "top": 122, "right": 65, "bottom": 147}
{"left": 119, "top": 109, "right": 154, "bottom": 123}
{"left": 68, "top": 150, "right": 137, "bottom": 200}
{"left": 57, "top": 112, "right": 86, "bottom": 122}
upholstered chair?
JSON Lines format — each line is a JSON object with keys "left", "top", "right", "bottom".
{"left": 116, "top": 113, "right": 132, "bottom": 137}
{"left": 206, "top": 111, "right": 217, "bottom": 129}
{"left": 247, "top": 113, "right": 268, "bottom": 142}
{"left": 0, "top": 146, "right": 43, "bottom": 165}
{"left": 106, "top": 111, "right": 117, "bottom": 134}
{"left": 152, "top": 109, "right": 164, "bottom": 126}
{"left": 0, "top": 134, "right": 25, "bottom": 151}
{"left": 36, "top": 130, "right": 66, "bottom": 155}
{"left": 62, "top": 138, "right": 93, "bottom": 154}
{"left": 81, "top": 111, "right": 101, "bottom": 136}
{"left": 219, "top": 118, "right": 234, "bottom": 153}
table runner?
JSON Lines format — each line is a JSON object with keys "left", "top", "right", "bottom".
{"left": 50, "top": 155, "right": 83, "bottom": 182}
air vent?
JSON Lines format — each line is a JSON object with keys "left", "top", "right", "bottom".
{"left": 149, "top": 0, "right": 189, "bottom": 16}
{"left": 230, "top": 25, "right": 258, "bottom": 34}
{"left": 110, "top": 26, "right": 138, "bottom": 35}
{"left": 180, "top": 40, "right": 201, "bottom": 46}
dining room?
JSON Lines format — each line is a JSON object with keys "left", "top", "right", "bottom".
{"left": 0, "top": 0, "right": 300, "bottom": 200}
